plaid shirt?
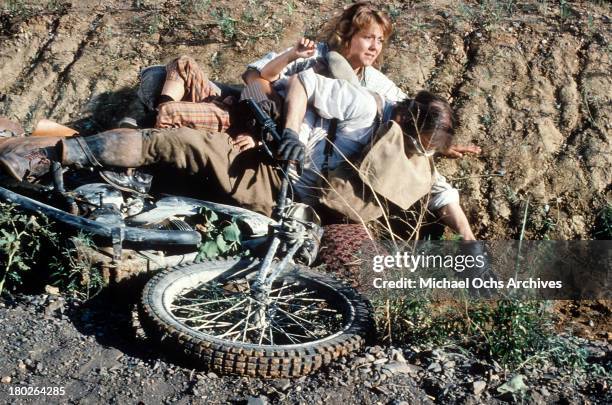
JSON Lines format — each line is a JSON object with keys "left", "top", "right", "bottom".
{"left": 155, "top": 56, "right": 231, "bottom": 131}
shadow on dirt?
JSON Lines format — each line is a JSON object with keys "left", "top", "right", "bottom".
{"left": 63, "top": 269, "right": 223, "bottom": 372}
{"left": 69, "top": 87, "right": 155, "bottom": 136}
{"left": 65, "top": 285, "right": 163, "bottom": 363}
{"left": 65, "top": 284, "right": 224, "bottom": 372}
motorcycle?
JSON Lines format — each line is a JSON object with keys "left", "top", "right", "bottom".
{"left": 0, "top": 100, "right": 375, "bottom": 378}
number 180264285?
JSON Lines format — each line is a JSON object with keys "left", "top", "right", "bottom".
{"left": 9, "top": 386, "right": 65, "bottom": 396}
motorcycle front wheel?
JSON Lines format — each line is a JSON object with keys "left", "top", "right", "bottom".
{"left": 139, "top": 257, "right": 374, "bottom": 378}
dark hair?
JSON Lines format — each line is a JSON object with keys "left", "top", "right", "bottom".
{"left": 318, "top": 2, "right": 393, "bottom": 68}
{"left": 395, "top": 91, "right": 455, "bottom": 152}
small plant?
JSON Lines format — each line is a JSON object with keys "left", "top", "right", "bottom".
{"left": 211, "top": 8, "right": 236, "bottom": 40}
{"left": 3, "top": 0, "right": 23, "bottom": 14}
{"left": 386, "top": 4, "right": 401, "bottom": 21}
{"left": 473, "top": 300, "right": 551, "bottom": 365}
{"left": 49, "top": 233, "right": 105, "bottom": 300}
{"left": 526, "top": 204, "right": 558, "bottom": 239}
{"left": 46, "top": 0, "right": 64, "bottom": 13}
{"left": 375, "top": 296, "right": 459, "bottom": 345}
{"left": 536, "top": 0, "right": 549, "bottom": 14}
{"left": 409, "top": 16, "right": 432, "bottom": 34}
{"left": 455, "top": 0, "right": 517, "bottom": 27}
{"left": 559, "top": 0, "right": 571, "bottom": 22}
{"left": 594, "top": 203, "right": 612, "bottom": 239}
{"left": 194, "top": 207, "right": 243, "bottom": 260}
{"left": 480, "top": 112, "right": 493, "bottom": 127}
{"left": 241, "top": 9, "right": 255, "bottom": 23}
{"left": 440, "top": 232, "right": 463, "bottom": 241}
{"left": 180, "top": 0, "right": 211, "bottom": 14}
{"left": 286, "top": 0, "right": 295, "bottom": 16}
{"left": 147, "top": 14, "right": 161, "bottom": 35}
{"left": 0, "top": 203, "right": 59, "bottom": 294}
{"left": 375, "top": 295, "right": 599, "bottom": 372}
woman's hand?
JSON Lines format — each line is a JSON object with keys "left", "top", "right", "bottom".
{"left": 292, "top": 37, "right": 316, "bottom": 60}
{"left": 232, "top": 134, "right": 258, "bottom": 152}
{"left": 259, "top": 37, "right": 316, "bottom": 82}
{"left": 440, "top": 144, "right": 482, "bottom": 158}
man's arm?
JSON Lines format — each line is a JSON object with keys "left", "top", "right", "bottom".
{"left": 437, "top": 202, "right": 476, "bottom": 240}
{"left": 428, "top": 172, "right": 476, "bottom": 240}
{"left": 439, "top": 144, "right": 482, "bottom": 158}
{"left": 284, "top": 75, "right": 308, "bottom": 133}
{"left": 277, "top": 75, "right": 308, "bottom": 163}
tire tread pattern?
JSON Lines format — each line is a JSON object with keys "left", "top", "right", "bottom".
{"left": 139, "top": 258, "right": 374, "bottom": 378}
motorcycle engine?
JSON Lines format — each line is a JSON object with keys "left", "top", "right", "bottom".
{"left": 72, "top": 183, "right": 144, "bottom": 225}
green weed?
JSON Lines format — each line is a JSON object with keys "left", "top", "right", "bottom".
{"left": 0, "top": 203, "right": 59, "bottom": 294}
{"left": 0, "top": 203, "right": 106, "bottom": 299}
{"left": 456, "top": 0, "right": 518, "bottom": 28}
{"left": 129, "top": 13, "right": 163, "bottom": 36}
{"left": 194, "top": 207, "right": 243, "bottom": 260}
{"left": 49, "top": 233, "right": 105, "bottom": 300}
{"left": 211, "top": 8, "right": 236, "bottom": 40}
{"left": 46, "top": 0, "right": 66, "bottom": 13}
{"left": 559, "top": 0, "right": 571, "bottom": 21}
{"left": 147, "top": 14, "right": 161, "bottom": 35}
{"left": 527, "top": 204, "right": 558, "bottom": 239}
{"left": 3, "top": 0, "right": 30, "bottom": 17}
{"left": 594, "top": 203, "right": 612, "bottom": 239}
{"left": 376, "top": 296, "right": 461, "bottom": 345}
{"left": 536, "top": 0, "right": 549, "bottom": 14}
{"left": 409, "top": 16, "right": 432, "bottom": 34}
{"left": 241, "top": 9, "right": 255, "bottom": 23}
{"left": 386, "top": 4, "right": 401, "bottom": 21}
{"left": 473, "top": 300, "right": 550, "bottom": 365}
{"left": 286, "top": 0, "right": 295, "bottom": 16}
{"left": 180, "top": 0, "right": 211, "bottom": 14}
{"left": 480, "top": 112, "right": 493, "bottom": 127}
{"left": 376, "top": 296, "right": 597, "bottom": 372}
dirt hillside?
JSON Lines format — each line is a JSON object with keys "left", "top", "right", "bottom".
{"left": 0, "top": 0, "right": 610, "bottom": 239}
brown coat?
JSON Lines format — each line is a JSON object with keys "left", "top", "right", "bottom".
{"left": 139, "top": 124, "right": 434, "bottom": 222}
{"left": 140, "top": 128, "right": 282, "bottom": 217}
{"left": 318, "top": 121, "right": 435, "bottom": 222}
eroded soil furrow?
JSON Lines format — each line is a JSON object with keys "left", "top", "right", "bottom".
{"left": 49, "top": 13, "right": 104, "bottom": 116}
{"left": 565, "top": 39, "right": 597, "bottom": 147}
{"left": 448, "top": 29, "right": 480, "bottom": 106}
{"left": 10, "top": 16, "right": 63, "bottom": 94}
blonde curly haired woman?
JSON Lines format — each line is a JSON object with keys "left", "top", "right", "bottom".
{"left": 245, "top": 1, "right": 405, "bottom": 102}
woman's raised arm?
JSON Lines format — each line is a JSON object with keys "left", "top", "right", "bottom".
{"left": 256, "top": 38, "right": 317, "bottom": 82}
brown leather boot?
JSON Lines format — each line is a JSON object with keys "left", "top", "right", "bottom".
{"left": 0, "top": 136, "right": 62, "bottom": 180}
{"left": 59, "top": 129, "right": 144, "bottom": 168}
{"left": 60, "top": 129, "right": 150, "bottom": 193}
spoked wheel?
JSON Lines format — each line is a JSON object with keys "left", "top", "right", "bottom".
{"left": 139, "top": 257, "right": 374, "bottom": 378}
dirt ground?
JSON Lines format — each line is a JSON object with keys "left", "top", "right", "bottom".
{"left": 0, "top": 291, "right": 609, "bottom": 404}
{"left": 0, "top": 0, "right": 610, "bottom": 403}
